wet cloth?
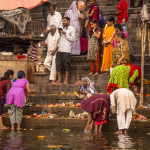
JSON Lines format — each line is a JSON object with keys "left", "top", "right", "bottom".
{"left": 107, "top": 64, "right": 141, "bottom": 93}
{"left": 65, "top": 1, "right": 81, "bottom": 55}
{"left": 0, "top": 8, "right": 31, "bottom": 34}
{"left": 6, "top": 78, "right": 29, "bottom": 108}
{"left": 101, "top": 24, "right": 115, "bottom": 72}
{"left": 9, "top": 105, "right": 23, "bottom": 125}
{"left": 0, "top": 98, "right": 4, "bottom": 115}
{"left": 81, "top": 94, "right": 110, "bottom": 123}
{"left": 0, "top": 0, "right": 49, "bottom": 10}
{"left": 112, "top": 40, "right": 130, "bottom": 67}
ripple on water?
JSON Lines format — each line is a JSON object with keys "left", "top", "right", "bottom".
{"left": 0, "top": 129, "right": 150, "bottom": 150}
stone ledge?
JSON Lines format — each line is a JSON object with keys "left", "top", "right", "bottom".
{"left": 3, "top": 118, "right": 150, "bottom": 133}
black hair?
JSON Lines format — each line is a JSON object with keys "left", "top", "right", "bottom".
{"left": 115, "top": 32, "right": 125, "bottom": 39}
{"left": 107, "top": 16, "right": 115, "bottom": 23}
{"left": 63, "top": 17, "right": 70, "bottom": 21}
{"left": 114, "top": 23, "right": 123, "bottom": 31}
{"left": 17, "top": 71, "right": 25, "bottom": 79}
{"left": 49, "top": 4, "right": 56, "bottom": 9}
{"left": 90, "top": 19, "right": 97, "bottom": 24}
{"left": 0, "top": 70, "right": 14, "bottom": 81}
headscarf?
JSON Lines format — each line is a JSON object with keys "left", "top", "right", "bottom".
{"left": 81, "top": 76, "right": 97, "bottom": 94}
{"left": 13, "top": 71, "right": 25, "bottom": 82}
{"left": 64, "top": 1, "right": 81, "bottom": 37}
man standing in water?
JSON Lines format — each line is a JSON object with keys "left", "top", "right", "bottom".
{"left": 55, "top": 17, "right": 75, "bottom": 84}
{"left": 110, "top": 88, "right": 137, "bottom": 135}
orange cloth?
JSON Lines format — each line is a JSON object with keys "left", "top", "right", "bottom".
{"left": 101, "top": 24, "right": 115, "bottom": 72}
{"left": 0, "top": 0, "right": 48, "bottom": 10}
{"left": 90, "top": 46, "right": 100, "bottom": 73}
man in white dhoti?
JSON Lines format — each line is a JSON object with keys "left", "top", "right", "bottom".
{"left": 110, "top": 88, "right": 137, "bottom": 135}
{"left": 41, "top": 25, "right": 60, "bottom": 84}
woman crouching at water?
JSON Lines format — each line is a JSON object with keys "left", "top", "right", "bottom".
{"left": 6, "top": 71, "right": 36, "bottom": 130}
{"left": 81, "top": 94, "right": 110, "bottom": 133}
{"left": 0, "top": 70, "right": 14, "bottom": 129}
{"left": 78, "top": 77, "right": 110, "bottom": 133}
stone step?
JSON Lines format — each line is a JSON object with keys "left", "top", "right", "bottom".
{"left": 3, "top": 117, "right": 150, "bottom": 132}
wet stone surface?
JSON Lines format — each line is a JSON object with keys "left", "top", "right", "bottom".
{"left": 0, "top": 129, "right": 150, "bottom": 150}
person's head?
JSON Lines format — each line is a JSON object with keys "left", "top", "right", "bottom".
{"left": 0, "top": 70, "right": 14, "bottom": 81}
{"left": 114, "top": 23, "right": 122, "bottom": 33}
{"left": 49, "top": 4, "right": 56, "bottom": 15}
{"left": 115, "top": 32, "right": 125, "bottom": 42}
{"left": 17, "top": 71, "right": 25, "bottom": 79}
{"left": 63, "top": 17, "right": 70, "bottom": 27}
{"left": 82, "top": 78, "right": 88, "bottom": 87}
{"left": 49, "top": 25, "right": 56, "bottom": 35}
{"left": 89, "top": 0, "right": 96, "bottom": 6}
{"left": 107, "top": 16, "right": 115, "bottom": 26}
{"left": 90, "top": 19, "right": 97, "bottom": 29}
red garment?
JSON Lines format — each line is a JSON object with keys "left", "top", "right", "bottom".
{"left": 90, "top": 46, "right": 100, "bottom": 73}
{"left": 0, "top": 79, "right": 10, "bottom": 101}
{"left": 117, "top": 0, "right": 128, "bottom": 23}
{"left": 80, "top": 37, "right": 88, "bottom": 52}
{"left": 125, "top": 63, "right": 141, "bottom": 81}
{"left": 95, "top": 120, "right": 107, "bottom": 125}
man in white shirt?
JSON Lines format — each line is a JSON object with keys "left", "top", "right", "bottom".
{"left": 55, "top": 17, "right": 76, "bottom": 84}
{"left": 41, "top": 25, "right": 60, "bottom": 84}
{"left": 43, "top": 4, "right": 62, "bottom": 35}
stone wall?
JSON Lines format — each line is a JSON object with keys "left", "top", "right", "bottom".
{"left": 0, "top": 56, "right": 35, "bottom": 83}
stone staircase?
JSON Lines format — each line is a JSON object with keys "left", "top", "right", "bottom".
{"left": 27, "top": 3, "right": 150, "bottom": 106}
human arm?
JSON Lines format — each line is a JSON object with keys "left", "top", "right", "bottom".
{"left": 41, "top": 41, "right": 47, "bottom": 46}
{"left": 121, "top": 1, "right": 128, "bottom": 24}
{"left": 93, "top": 28, "right": 101, "bottom": 39}
{"left": 129, "top": 69, "right": 139, "bottom": 87}
{"left": 25, "top": 83, "right": 36, "bottom": 94}
{"left": 65, "top": 27, "right": 76, "bottom": 42}
{"left": 110, "top": 92, "right": 116, "bottom": 114}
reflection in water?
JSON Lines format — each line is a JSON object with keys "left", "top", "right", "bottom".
{"left": 0, "top": 130, "right": 149, "bottom": 150}
{"left": 3, "top": 131, "right": 23, "bottom": 150}
{"left": 117, "top": 135, "right": 135, "bottom": 149}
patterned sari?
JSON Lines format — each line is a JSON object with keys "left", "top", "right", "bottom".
{"left": 81, "top": 94, "right": 110, "bottom": 124}
{"left": 101, "top": 24, "right": 115, "bottom": 72}
{"left": 107, "top": 63, "right": 141, "bottom": 93}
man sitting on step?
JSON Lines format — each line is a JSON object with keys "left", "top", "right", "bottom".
{"left": 54, "top": 17, "right": 76, "bottom": 85}
{"left": 41, "top": 25, "right": 60, "bottom": 84}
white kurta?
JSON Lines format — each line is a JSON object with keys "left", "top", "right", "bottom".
{"left": 110, "top": 88, "right": 137, "bottom": 129}
{"left": 44, "top": 32, "right": 60, "bottom": 81}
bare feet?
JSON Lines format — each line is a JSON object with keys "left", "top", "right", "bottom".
{"left": 124, "top": 129, "right": 128, "bottom": 135}
{"left": 11, "top": 125, "right": 14, "bottom": 130}
{"left": 89, "top": 72, "right": 94, "bottom": 76}
{"left": 100, "top": 72, "right": 109, "bottom": 76}
{"left": 114, "top": 130, "right": 123, "bottom": 135}
{"left": 53, "top": 81, "right": 62, "bottom": 85}
{"left": 94, "top": 72, "right": 99, "bottom": 76}
{"left": 50, "top": 81, "right": 55, "bottom": 84}
{"left": 17, "top": 127, "right": 22, "bottom": 131}
{"left": 0, "top": 125, "right": 9, "bottom": 130}
{"left": 63, "top": 81, "right": 68, "bottom": 85}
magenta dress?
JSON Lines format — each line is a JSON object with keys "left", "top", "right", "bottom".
{"left": 6, "top": 78, "right": 29, "bottom": 108}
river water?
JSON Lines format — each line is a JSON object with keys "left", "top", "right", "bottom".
{"left": 0, "top": 129, "right": 150, "bottom": 150}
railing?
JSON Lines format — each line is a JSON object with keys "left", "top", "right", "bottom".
{"left": 0, "top": 19, "right": 47, "bottom": 37}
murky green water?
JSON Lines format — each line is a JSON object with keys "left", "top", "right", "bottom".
{"left": 0, "top": 129, "right": 150, "bottom": 150}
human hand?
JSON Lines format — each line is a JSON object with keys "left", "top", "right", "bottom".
{"left": 51, "top": 50, "right": 56, "bottom": 56}
{"left": 59, "top": 30, "right": 66, "bottom": 34}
